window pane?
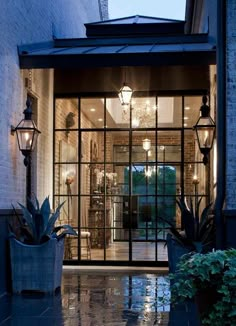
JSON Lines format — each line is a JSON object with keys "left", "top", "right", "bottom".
{"left": 106, "top": 98, "right": 129, "bottom": 128}
{"left": 158, "top": 97, "right": 182, "bottom": 128}
{"left": 81, "top": 98, "right": 104, "bottom": 129}
{"left": 55, "top": 98, "right": 78, "bottom": 130}
{"left": 107, "top": 131, "right": 129, "bottom": 163}
{"left": 131, "top": 97, "right": 157, "bottom": 128}
{"left": 184, "top": 96, "right": 203, "bottom": 129}
{"left": 81, "top": 131, "right": 104, "bottom": 163}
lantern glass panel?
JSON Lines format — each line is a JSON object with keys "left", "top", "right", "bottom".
{"left": 118, "top": 85, "right": 133, "bottom": 106}
{"left": 196, "top": 126, "right": 215, "bottom": 149}
{"left": 142, "top": 138, "right": 151, "bottom": 151}
{"left": 15, "top": 119, "right": 39, "bottom": 151}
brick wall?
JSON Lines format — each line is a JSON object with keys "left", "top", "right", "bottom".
{"left": 0, "top": 1, "right": 101, "bottom": 208}
{"left": 226, "top": 0, "right": 236, "bottom": 210}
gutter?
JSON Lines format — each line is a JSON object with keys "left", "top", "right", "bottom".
{"left": 214, "top": 0, "right": 226, "bottom": 249}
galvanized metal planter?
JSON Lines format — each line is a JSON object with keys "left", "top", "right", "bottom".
{"left": 10, "top": 237, "right": 64, "bottom": 294}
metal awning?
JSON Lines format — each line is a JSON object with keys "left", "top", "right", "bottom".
{"left": 18, "top": 15, "right": 216, "bottom": 69}
{"left": 18, "top": 33, "right": 216, "bottom": 69}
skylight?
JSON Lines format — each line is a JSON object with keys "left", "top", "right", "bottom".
{"left": 109, "top": 0, "right": 186, "bottom": 21}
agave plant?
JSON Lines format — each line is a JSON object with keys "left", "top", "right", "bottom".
{"left": 10, "top": 196, "right": 77, "bottom": 244}
{"left": 161, "top": 197, "right": 215, "bottom": 253}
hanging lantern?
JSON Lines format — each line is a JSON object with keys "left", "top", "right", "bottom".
{"left": 142, "top": 138, "right": 151, "bottom": 152}
{"left": 194, "top": 96, "right": 216, "bottom": 165}
{"left": 118, "top": 83, "right": 133, "bottom": 106}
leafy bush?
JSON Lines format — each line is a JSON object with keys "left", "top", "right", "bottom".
{"left": 10, "top": 196, "right": 77, "bottom": 244}
{"left": 170, "top": 249, "right": 236, "bottom": 325}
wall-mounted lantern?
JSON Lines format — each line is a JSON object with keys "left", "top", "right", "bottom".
{"left": 12, "top": 98, "right": 41, "bottom": 200}
{"left": 194, "top": 96, "right": 216, "bottom": 165}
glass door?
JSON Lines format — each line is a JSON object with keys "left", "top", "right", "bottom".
{"left": 54, "top": 94, "right": 210, "bottom": 265}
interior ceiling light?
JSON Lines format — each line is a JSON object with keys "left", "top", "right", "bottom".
{"left": 142, "top": 138, "right": 151, "bottom": 151}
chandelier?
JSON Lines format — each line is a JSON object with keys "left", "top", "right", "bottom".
{"left": 122, "top": 100, "right": 157, "bottom": 128}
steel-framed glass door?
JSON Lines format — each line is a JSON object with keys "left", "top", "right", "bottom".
{"left": 54, "top": 94, "right": 209, "bottom": 265}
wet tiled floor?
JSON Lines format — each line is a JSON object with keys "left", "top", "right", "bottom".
{"left": 0, "top": 269, "right": 201, "bottom": 325}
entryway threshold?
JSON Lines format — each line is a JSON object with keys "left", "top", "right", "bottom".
{"left": 63, "top": 265, "right": 168, "bottom": 273}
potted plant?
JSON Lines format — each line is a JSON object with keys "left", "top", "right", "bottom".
{"left": 160, "top": 197, "right": 215, "bottom": 272}
{"left": 9, "top": 196, "right": 77, "bottom": 293}
{"left": 170, "top": 249, "right": 236, "bottom": 325}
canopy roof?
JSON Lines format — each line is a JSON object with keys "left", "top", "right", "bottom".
{"left": 18, "top": 15, "right": 216, "bottom": 69}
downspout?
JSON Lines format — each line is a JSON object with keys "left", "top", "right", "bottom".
{"left": 97, "top": 0, "right": 103, "bottom": 21}
{"left": 185, "top": 0, "right": 195, "bottom": 33}
{"left": 214, "top": 0, "right": 226, "bottom": 249}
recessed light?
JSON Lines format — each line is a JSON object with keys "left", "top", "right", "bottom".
{"left": 185, "top": 106, "right": 190, "bottom": 110}
{"left": 184, "top": 123, "right": 188, "bottom": 127}
{"left": 98, "top": 118, "right": 103, "bottom": 122}
{"left": 184, "top": 117, "right": 189, "bottom": 120}
{"left": 90, "top": 108, "right": 96, "bottom": 112}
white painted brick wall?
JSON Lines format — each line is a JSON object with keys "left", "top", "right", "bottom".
{"left": 226, "top": 0, "right": 236, "bottom": 209}
{"left": 0, "top": 0, "right": 102, "bottom": 208}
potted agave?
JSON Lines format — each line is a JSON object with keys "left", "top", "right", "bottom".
{"left": 160, "top": 197, "right": 215, "bottom": 272}
{"left": 9, "top": 196, "right": 77, "bottom": 293}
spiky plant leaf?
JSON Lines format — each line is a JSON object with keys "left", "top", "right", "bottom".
{"left": 200, "top": 203, "right": 213, "bottom": 225}
{"left": 34, "top": 195, "right": 40, "bottom": 211}
{"left": 196, "top": 197, "right": 203, "bottom": 224}
{"left": 17, "top": 202, "right": 37, "bottom": 240}
{"left": 182, "top": 208, "right": 195, "bottom": 240}
{"left": 44, "top": 201, "right": 65, "bottom": 236}
{"left": 163, "top": 196, "right": 215, "bottom": 253}
{"left": 11, "top": 197, "right": 77, "bottom": 245}
{"left": 54, "top": 225, "right": 78, "bottom": 240}
{"left": 189, "top": 197, "right": 194, "bottom": 217}
{"left": 26, "top": 197, "right": 38, "bottom": 216}
{"left": 40, "top": 196, "right": 51, "bottom": 232}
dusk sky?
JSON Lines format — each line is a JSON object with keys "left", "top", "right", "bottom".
{"left": 109, "top": 0, "right": 186, "bottom": 20}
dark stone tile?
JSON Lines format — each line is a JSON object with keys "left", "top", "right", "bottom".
{"left": 0, "top": 271, "right": 203, "bottom": 326}
{"left": 1, "top": 316, "right": 65, "bottom": 326}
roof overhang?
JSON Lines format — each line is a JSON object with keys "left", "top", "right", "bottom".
{"left": 18, "top": 33, "right": 216, "bottom": 69}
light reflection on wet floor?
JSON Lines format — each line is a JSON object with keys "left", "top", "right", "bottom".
{"left": 62, "top": 272, "right": 170, "bottom": 325}
{"left": 0, "top": 271, "right": 200, "bottom": 325}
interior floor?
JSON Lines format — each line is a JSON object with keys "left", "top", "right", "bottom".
{"left": 66, "top": 239, "right": 168, "bottom": 262}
